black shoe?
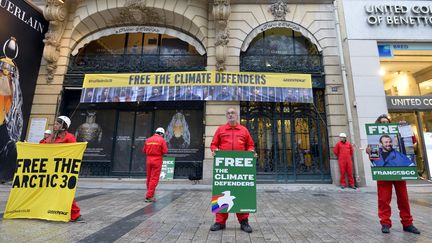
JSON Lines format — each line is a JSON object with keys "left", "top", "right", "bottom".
{"left": 381, "top": 225, "right": 390, "bottom": 233}
{"left": 71, "top": 215, "right": 86, "bottom": 223}
{"left": 240, "top": 220, "right": 253, "bottom": 233}
{"left": 350, "top": 186, "right": 357, "bottom": 190}
{"left": 341, "top": 186, "right": 345, "bottom": 189}
{"left": 403, "top": 225, "right": 420, "bottom": 234}
{"left": 145, "top": 197, "right": 155, "bottom": 203}
{"left": 210, "top": 223, "right": 225, "bottom": 231}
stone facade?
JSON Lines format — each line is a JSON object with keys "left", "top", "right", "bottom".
{"left": 31, "top": 0, "right": 350, "bottom": 184}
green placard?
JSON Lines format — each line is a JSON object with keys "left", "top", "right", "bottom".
{"left": 160, "top": 156, "right": 175, "bottom": 180}
{"left": 365, "top": 123, "right": 417, "bottom": 180}
{"left": 211, "top": 150, "right": 256, "bottom": 214}
{"left": 371, "top": 167, "right": 417, "bottom": 180}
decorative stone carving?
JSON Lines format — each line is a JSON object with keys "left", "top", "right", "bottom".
{"left": 269, "top": 0, "right": 289, "bottom": 21}
{"left": 111, "top": 0, "right": 161, "bottom": 25}
{"left": 213, "top": 0, "right": 230, "bottom": 71}
{"left": 43, "top": 0, "right": 69, "bottom": 83}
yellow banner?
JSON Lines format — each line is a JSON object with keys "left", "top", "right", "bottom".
{"left": 4, "top": 142, "right": 87, "bottom": 222}
{"left": 83, "top": 71, "right": 312, "bottom": 89}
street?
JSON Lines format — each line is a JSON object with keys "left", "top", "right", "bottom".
{"left": 0, "top": 179, "right": 431, "bottom": 242}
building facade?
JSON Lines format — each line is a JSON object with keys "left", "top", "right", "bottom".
{"left": 339, "top": 0, "right": 432, "bottom": 185}
{"left": 30, "top": 0, "right": 352, "bottom": 184}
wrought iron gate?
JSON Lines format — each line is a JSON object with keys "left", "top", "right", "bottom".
{"left": 240, "top": 91, "right": 331, "bottom": 182}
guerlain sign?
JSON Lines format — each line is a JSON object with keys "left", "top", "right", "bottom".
{"left": 365, "top": 4, "right": 432, "bottom": 26}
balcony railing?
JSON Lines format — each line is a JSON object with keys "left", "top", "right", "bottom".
{"left": 241, "top": 54, "right": 323, "bottom": 74}
{"left": 67, "top": 53, "right": 207, "bottom": 74}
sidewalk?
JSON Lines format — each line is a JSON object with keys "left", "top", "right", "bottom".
{"left": 0, "top": 179, "right": 431, "bottom": 242}
{"left": 75, "top": 177, "right": 432, "bottom": 193}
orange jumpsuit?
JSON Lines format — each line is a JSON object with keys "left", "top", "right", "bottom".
{"left": 142, "top": 134, "right": 168, "bottom": 199}
{"left": 210, "top": 123, "right": 255, "bottom": 225}
{"left": 41, "top": 131, "right": 81, "bottom": 221}
{"left": 333, "top": 141, "right": 354, "bottom": 187}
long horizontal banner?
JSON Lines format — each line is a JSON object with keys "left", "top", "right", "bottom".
{"left": 81, "top": 71, "right": 313, "bottom": 103}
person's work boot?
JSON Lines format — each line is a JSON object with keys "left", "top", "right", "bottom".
{"left": 71, "top": 215, "right": 86, "bottom": 223}
{"left": 145, "top": 197, "right": 155, "bottom": 203}
{"left": 240, "top": 219, "right": 253, "bottom": 233}
{"left": 210, "top": 223, "right": 225, "bottom": 231}
{"left": 381, "top": 225, "right": 390, "bottom": 233}
{"left": 403, "top": 225, "right": 420, "bottom": 234}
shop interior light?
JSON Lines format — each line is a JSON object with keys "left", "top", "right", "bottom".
{"left": 379, "top": 68, "right": 386, "bottom": 76}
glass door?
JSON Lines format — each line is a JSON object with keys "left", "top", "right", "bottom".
{"left": 112, "top": 112, "right": 135, "bottom": 173}
{"left": 130, "top": 112, "right": 153, "bottom": 175}
{"left": 112, "top": 111, "right": 153, "bottom": 176}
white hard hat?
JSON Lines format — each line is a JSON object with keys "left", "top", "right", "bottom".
{"left": 155, "top": 127, "right": 165, "bottom": 135}
{"left": 57, "top": 116, "right": 71, "bottom": 129}
{"left": 44, "top": 129, "right": 52, "bottom": 135}
{"left": 339, "top": 133, "right": 347, "bottom": 138}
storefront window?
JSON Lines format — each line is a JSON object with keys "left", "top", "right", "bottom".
{"left": 390, "top": 112, "right": 430, "bottom": 179}
{"left": 379, "top": 43, "right": 432, "bottom": 97}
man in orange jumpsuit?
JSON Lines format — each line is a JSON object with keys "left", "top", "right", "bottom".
{"left": 333, "top": 132, "right": 355, "bottom": 189}
{"left": 143, "top": 127, "right": 168, "bottom": 202}
{"left": 369, "top": 114, "right": 420, "bottom": 234}
{"left": 210, "top": 107, "right": 255, "bottom": 233}
{"left": 41, "top": 116, "right": 84, "bottom": 222}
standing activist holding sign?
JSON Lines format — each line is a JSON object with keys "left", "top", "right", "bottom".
{"left": 333, "top": 132, "right": 355, "bottom": 189}
{"left": 367, "top": 114, "right": 419, "bottom": 234}
{"left": 142, "top": 127, "right": 168, "bottom": 203}
{"left": 210, "top": 107, "right": 255, "bottom": 233}
{"left": 40, "top": 116, "right": 84, "bottom": 222}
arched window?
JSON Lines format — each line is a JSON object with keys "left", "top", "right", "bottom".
{"left": 241, "top": 28, "right": 323, "bottom": 79}
{"left": 240, "top": 28, "right": 330, "bottom": 182}
{"left": 67, "top": 33, "right": 206, "bottom": 75}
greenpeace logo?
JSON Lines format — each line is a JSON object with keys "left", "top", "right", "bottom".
{"left": 240, "top": 209, "right": 256, "bottom": 212}
{"left": 88, "top": 79, "right": 112, "bottom": 83}
{"left": 5, "top": 209, "right": 30, "bottom": 214}
{"left": 373, "top": 170, "right": 416, "bottom": 176}
{"left": 283, "top": 78, "right": 304, "bottom": 83}
{"left": 47, "top": 210, "right": 68, "bottom": 215}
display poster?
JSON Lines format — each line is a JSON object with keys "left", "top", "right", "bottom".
{"left": 155, "top": 109, "right": 204, "bottom": 166}
{"left": 0, "top": 1, "right": 48, "bottom": 182}
{"left": 212, "top": 151, "right": 256, "bottom": 213}
{"left": 26, "top": 117, "right": 48, "bottom": 143}
{"left": 4, "top": 142, "right": 87, "bottom": 222}
{"left": 365, "top": 123, "right": 417, "bottom": 180}
{"left": 81, "top": 71, "right": 313, "bottom": 103}
{"left": 423, "top": 132, "right": 432, "bottom": 180}
{"left": 69, "top": 110, "right": 116, "bottom": 163}
{"left": 160, "top": 156, "right": 175, "bottom": 180}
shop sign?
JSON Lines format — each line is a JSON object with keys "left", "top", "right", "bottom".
{"left": 343, "top": 0, "right": 432, "bottom": 40}
{"left": 386, "top": 96, "right": 432, "bottom": 110}
{"left": 365, "top": 4, "right": 432, "bottom": 27}
{"left": 365, "top": 123, "right": 418, "bottom": 180}
{"left": 81, "top": 71, "right": 313, "bottom": 103}
{"left": 211, "top": 151, "right": 256, "bottom": 213}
